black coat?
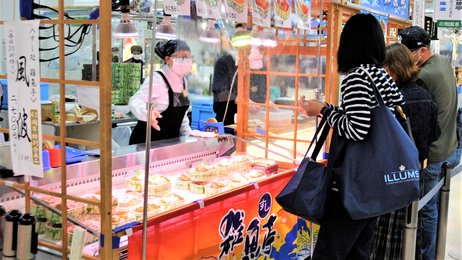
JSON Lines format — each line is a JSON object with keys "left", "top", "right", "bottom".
{"left": 397, "top": 81, "right": 440, "bottom": 161}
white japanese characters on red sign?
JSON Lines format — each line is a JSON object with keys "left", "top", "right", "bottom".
{"left": 4, "top": 20, "right": 43, "bottom": 178}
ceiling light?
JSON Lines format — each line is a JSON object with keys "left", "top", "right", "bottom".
{"left": 157, "top": 16, "right": 176, "bottom": 40}
{"left": 199, "top": 20, "right": 220, "bottom": 44}
{"left": 113, "top": 12, "right": 140, "bottom": 38}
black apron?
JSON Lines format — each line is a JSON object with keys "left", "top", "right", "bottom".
{"left": 129, "top": 71, "right": 190, "bottom": 145}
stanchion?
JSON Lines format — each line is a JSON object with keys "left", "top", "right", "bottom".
{"left": 402, "top": 200, "right": 418, "bottom": 259}
{"left": 435, "top": 162, "right": 452, "bottom": 259}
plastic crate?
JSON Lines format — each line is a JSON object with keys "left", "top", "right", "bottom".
{"left": 191, "top": 99, "right": 216, "bottom": 130}
{"left": 1, "top": 79, "right": 49, "bottom": 109}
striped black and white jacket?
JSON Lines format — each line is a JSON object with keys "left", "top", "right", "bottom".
{"left": 324, "top": 64, "right": 404, "bottom": 141}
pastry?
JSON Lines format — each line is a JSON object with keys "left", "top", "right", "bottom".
{"left": 190, "top": 163, "right": 216, "bottom": 181}
{"left": 190, "top": 181, "right": 207, "bottom": 194}
{"left": 175, "top": 173, "right": 191, "bottom": 190}
{"left": 158, "top": 193, "right": 185, "bottom": 211}
{"left": 215, "top": 158, "right": 236, "bottom": 176}
{"left": 148, "top": 174, "right": 171, "bottom": 197}
{"left": 205, "top": 180, "right": 230, "bottom": 196}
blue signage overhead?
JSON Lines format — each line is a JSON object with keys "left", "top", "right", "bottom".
{"left": 360, "top": 0, "right": 410, "bottom": 19}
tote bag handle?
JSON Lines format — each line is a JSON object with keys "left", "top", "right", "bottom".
{"left": 304, "top": 111, "right": 331, "bottom": 161}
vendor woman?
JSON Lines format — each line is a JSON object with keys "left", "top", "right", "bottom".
{"left": 128, "top": 40, "right": 193, "bottom": 145}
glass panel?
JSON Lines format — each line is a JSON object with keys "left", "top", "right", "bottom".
{"left": 270, "top": 54, "right": 296, "bottom": 73}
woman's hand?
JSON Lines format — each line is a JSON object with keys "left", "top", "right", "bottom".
{"left": 298, "top": 97, "right": 325, "bottom": 117}
{"left": 150, "top": 109, "right": 162, "bottom": 130}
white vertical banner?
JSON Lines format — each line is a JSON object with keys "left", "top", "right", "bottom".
{"left": 252, "top": 0, "right": 271, "bottom": 27}
{"left": 164, "top": 0, "right": 191, "bottom": 16}
{"left": 412, "top": 0, "right": 425, "bottom": 27}
{"left": 224, "top": 0, "right": 248, "bottom": 23}
{"left": 434, "top": 0, "right": 462, "bottom": 20}
{"left": 4, "top": 20, "right": 43, "bottom": 178}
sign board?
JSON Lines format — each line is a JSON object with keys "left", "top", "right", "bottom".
{"left": 360, "top": 0, "right": 410, "bottom": 19}
{"left": 128, "top": 172, "right": 318, "bottom": 259}
{"left": 434, "top": 0, "right": 462, "bottom": 21}
{"left": 413, "top": 0, "right": 425, "bottom": 28}
{"left": 273, "top": 0, "right": 293, "bottom": 28}
{"left": 437, "top": 20, "right": 462, "bottom": 27}
{"left": 4, "top": 20, "right": 43, "bottom": 177}
{"left": 223, "top": 0, "right": 248, "bottom": 23}
{"left": 164, "top": 0, "right": 191, "bottom": 16}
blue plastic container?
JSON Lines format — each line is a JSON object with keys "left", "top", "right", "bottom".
{"left": 191, "top": 99, "right": 216, "bottom": 130}
{"left": 0, "top": 79, "right": 49, "bottom": 109}
{"left": 42, "top": 150, "right": 51, "bottom": 171}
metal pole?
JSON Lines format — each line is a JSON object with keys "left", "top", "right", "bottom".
{"left": 142, "top": 4, "right": 159, "bottom": 260}
{"left": 436, "top": 162, "right": 452, "bottom": 259}
{"left": 402, "top": 200, "right": 418, "bottom": 259}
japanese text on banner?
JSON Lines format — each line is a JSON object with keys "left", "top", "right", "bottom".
{"left": 4, "top": 20, "right": 43, "bottom": 178}
{"left": 164, "top": 0, "right": 191, "bottom": 16}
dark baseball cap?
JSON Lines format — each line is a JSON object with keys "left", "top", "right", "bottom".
{"left": 398, "top": 26, "right": 431, "bottom": 51}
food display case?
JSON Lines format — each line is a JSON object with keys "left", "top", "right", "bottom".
{"left": 0, "top": 136, "right": 306, "bottom": 259}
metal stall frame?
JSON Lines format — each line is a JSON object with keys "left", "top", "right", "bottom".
{"left": 0, "top": 1, "right": 114, "bottom": 259}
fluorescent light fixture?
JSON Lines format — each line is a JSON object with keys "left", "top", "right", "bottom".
{"left": 199, "top": 20, "right": 220, "bottom": 43}
{"left": 113, "top": 13, "right": 140, "bottom": 38}
{"left": 231, "top": 30, "right": 252, "bottom": 47}
{"left": 157, "top": 16, "right": 176, "bottom": 40}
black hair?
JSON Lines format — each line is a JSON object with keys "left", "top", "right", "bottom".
{"left": 337, "top": 13, "right": 385, "bottom": 74}
{"left": 154, "top": 40, "right": 191, "bottom": 60}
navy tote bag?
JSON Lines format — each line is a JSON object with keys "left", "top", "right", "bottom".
{"left": 276, "top": 114, "right": 331, "bottom": 224}
{"left": 328, "top": 69, "right": 420, "bottom": 220}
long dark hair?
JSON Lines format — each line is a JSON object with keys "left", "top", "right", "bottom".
{"left": 337, "top": 13, "right": 386, "bottom": 74}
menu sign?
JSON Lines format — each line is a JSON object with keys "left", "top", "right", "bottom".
{"left": 4, "top": 20, "right": 43, "bottom": 177}
{"left": 224, "top": 0, "right": 248, "bottom": 23}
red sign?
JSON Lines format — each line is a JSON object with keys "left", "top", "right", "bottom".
{"left": 128, "top": 170, "right": 318, "bottom": 259}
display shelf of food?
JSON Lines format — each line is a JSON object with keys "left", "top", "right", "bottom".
{"left": 0, "top": 135, "right": 287, "bottom": 257}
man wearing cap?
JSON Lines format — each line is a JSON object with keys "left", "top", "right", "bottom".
{"left": 399, "top": 26, "right": 460, "bottom": 260}
{"left": 124, "top": 45, "right": 144, "bottom": 83}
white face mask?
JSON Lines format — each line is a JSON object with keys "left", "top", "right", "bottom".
{"left": 413, "top": 48, "right": 423, "bottom": 66}
{"left": 171, "top": 58, "right": 193, "bottom": 76}
{"left": 133, "top": 54, "right": 142, "bottom": 60}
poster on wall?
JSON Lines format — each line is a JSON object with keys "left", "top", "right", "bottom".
{"left": 360, "top": 0, "right": 410, "bottom": 19}
{"left": 4, "top": 20, "right": 43, "bottom": 178}
{"left": 412, "top": 0, "right": 425, "bottom": 27}
{"left": 223, "top": 0, "right": 248, "bottom": 23}
{"left": 295, "top": 0, "right": 311, "bottom": 29}
{"left": 252, "top": 0, "right": 271, "bottom": 27}
{"left": 433, "top": 0, "right": 462, "bottom": 21}
{"left": 274, "top": 0, "right": 293, "bottom": 28}
{"left": 196, "top": 0, "right": 223, "bottom": 19}
{"left": 164, "top": 0, "right": 191, "bottom": 16}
